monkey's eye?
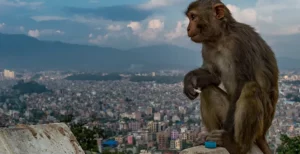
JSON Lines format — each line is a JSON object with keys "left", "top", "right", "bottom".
{"left": 191, "top": 14, "right": 196, "bottom": 20}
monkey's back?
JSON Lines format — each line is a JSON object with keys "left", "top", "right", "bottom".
{"left": 230, "top": 22, "right": 279, "bottom": 134}
{"left": 228, "top": 23, "right": 278, "bottom": 86}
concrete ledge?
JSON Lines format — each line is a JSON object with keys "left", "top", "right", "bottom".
{"left": 0, "top": 123, "right": 84, "bottom": 154}
{"left": 180, "top": 146, "right": 229, "bottom": 154}
{"left": 180, "top": 145, "right": 263, "bottom": 154}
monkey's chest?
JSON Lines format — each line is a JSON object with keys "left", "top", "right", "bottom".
{"left": 213, "top": 56, "right": 235, "bottom": 93}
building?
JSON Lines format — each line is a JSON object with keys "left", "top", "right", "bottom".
{"left": 136, "top": 130, "right": 149, "bottom": 143}
{"left": 170, "top": 140, "right": 176, "bottom": 149}
{"left": 151, "top": 121, "right": 159, "bottom": 133}
{"left": 3, "top": 69, "right": 15, "bottom": 79}
{"left": 171, "top": 129, "right": 179, "bottom": 140}
{"left": 154, "top": 112, "right": 161, "bottom": 121}
{"left": 127, "top": 135, "right": 133, "bottom": 145}
{"left": 152, "top": 72, "right": 156, "bottom": 77}
{"left": 186, "top": 131, "right": 196, "bottom": 142}
{"left": 175, "top": 139, "right": 182, "bottom": 150}
{"left": 140, "top": 150, "right": 151, "bottom": 154}
{"left": 163, "top": 115, "right": 169, "bottom": 122}
{"left": 157, "top": 132, "right": 168, "bottom": 150}
{"left": 119, "top": 121, "right": 128, "bottom": 130}
{"left": 146, "top": 107, "right": 153, "bottom": 115}
{"left": 115, "top": 136, "right": 123, "bottom": 144}
{"left": 134, "top": 111, "right": 141, "bottom": 120}
{"left": 96, "top": 138, "right": 103, "bottom": 153}
{"left": 128, "top": 121, "right": 140, "bottom": 131}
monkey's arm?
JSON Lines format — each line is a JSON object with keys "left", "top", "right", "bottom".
{"left": 192, "top": 67, "right": 221, "bottom": 88}
{"left": 183, "top": 65, "right": 221, "bottom": 100}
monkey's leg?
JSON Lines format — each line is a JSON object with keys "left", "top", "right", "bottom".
{"left": 206, "top": 82, "right": 265, "bottom": 154}
{"left": 194, "top": 85, "right": 229, "bottom": 145}
{"left": 233, "top": 81, "right": 265, "bottom": 153}
{"left": 201, "top": 85, "right": 229, "bottom": 131}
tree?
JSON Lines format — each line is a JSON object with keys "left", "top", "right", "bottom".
{"left": 187, "top": 119, "right": 195, "bottom": 125}
{"left": 277, "top": 134, "right": 300, "bottom": 154}
{"left": 182, "top": 140, "right": 193, "bottom": 149}
{"left": 70, "top": 123, "right": 105, "bottom": 152}
{"left": 59, "top": 114, "right": 73, "bottom": 123}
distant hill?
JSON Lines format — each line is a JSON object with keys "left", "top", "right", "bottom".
{"left": 0, "top": 33, "right": 299, "bottom": 71}
{"left": 0, "top": 33, "right": 200, "bottom": 71}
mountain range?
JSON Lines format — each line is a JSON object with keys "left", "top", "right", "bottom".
{"left": 0, "top": 33, "right": 299, "bottom": 72}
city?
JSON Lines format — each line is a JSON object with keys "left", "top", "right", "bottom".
{"left": 0, "top": 69, "right": 299, "bottom": 153}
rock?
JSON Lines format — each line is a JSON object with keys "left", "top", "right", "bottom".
{"left": 180, "top": 145, "right": 263, "bottom": 154}
{"left": 0, "top": 123, "right": 84, "bottom": 154}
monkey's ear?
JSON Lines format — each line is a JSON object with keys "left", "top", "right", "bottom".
{"left": 213, "top": 3, "right": 225, "bottom": 19}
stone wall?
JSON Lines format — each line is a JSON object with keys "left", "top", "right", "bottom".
{"left": 0, "top": 123, "right": 84, "bottom": 154}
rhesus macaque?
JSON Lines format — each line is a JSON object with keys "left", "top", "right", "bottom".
{"left": 183, "top": 0, "right": 279, "bottom": 154}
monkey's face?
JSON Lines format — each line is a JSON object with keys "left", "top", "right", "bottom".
{"left": 186, "top": 11, "right": 204, "bottom": 43}
{"left": 185, "top": 1, "right": 227, "bottom": 43}
{"left": 186, "top": 10, "right": 217, "bottom": 43}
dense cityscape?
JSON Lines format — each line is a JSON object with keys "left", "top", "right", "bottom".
{"left": 0, "top": 69, "right": 299, "bottom": 154}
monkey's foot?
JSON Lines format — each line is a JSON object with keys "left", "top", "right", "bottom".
{"left": 193, "top": 131, "right": 209, "bottom": 146}
{"left": 206, "top": 130, "right": 227, "bottom": 146}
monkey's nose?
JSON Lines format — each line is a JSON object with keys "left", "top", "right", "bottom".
{"left": 187, "top": 28, "right": 190, "bottom": 31}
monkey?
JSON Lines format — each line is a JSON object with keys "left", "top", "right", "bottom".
{"left": 183, "top": 0, "right": 279, "bottom": 154}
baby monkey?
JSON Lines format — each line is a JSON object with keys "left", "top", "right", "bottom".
{"left": 183, "top": 0, "right": 279, "bottom": 154}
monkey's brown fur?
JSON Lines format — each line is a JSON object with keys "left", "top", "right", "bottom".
{"left": 183, "top": 0, "right": 279, "bottom": 154}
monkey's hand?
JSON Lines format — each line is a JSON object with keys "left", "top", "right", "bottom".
{"left": 184, "top": 68, "right": 220, "bottom": 100}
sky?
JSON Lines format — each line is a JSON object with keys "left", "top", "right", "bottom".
{"left": 0, "top": 0, "right": 300, "bottom": 56}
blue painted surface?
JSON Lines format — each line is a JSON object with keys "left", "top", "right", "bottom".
{"left": 102, "top": 140, "right": 118, "bottom": 147}
{"left": 205, "top": 141, "right": 217, "bottom": 149}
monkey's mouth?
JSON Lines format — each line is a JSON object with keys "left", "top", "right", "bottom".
{"left": 190, "top": 34, "right": 199, "bottom": 39}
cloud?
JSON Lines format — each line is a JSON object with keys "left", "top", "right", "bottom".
{"left": 139, "top": 0, "right": 185, "bottom": 10}
{"left": 64, "top": 5, "right": 153, "bottom": 21}
{"left": 28, "top": 29, "right": 39, "bottom": 38}
{"left": 86, "top": 18, "right": 166, "bottom": 47}
{"left": 148, "top": 19, "right": 164, "bottom": 30}
{"left": 54, "top": 30, "right": 64, "bottom": 35}
{"left": 89, "top": 34, "right": 108, "bottom": 44}
{"left": 89, "top": 33, "right": 93, "bottom": 38}
{"left": 28, "top": 29, "right": 65, "bottom": 38}
{"left": 0, "top": 23, "right": 5, "bottom": 29}
{"left": 226, "top": 0, "right": 300, "bottom": 36}
{"left": 226, "top": 5, "right": 257, "bottom": 26}
{"left": 40, "top": 29, "right": 65, "bottom": 35}
{"left": 107, "top": 24, "right": 122, "bottom": 31}
{"left": 31, "top": 16, "right": 67, "bottom": 22}
{"left": 165, "top": 18, "right": 188, "bottom": 40}
{"left": 127, "top": 22, "right": 142, "bottom": 34}
{"left": 126, "top": 19, "right": 165, "bottom": 41}
{"left": 0, "top": 0, "right": 43, "bottom": 9}
{"left": 137, "top": 19, "right": 165, "bottom": 41}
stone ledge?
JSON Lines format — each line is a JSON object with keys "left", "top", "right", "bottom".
{"left": 180, "top": 145, "right": 263, "bottom": 154}
{"left": 0, "top": 123, "right": 84, "bottom": 154}
{"left": 180, "top": 146, "right": 229, "bottom": 154}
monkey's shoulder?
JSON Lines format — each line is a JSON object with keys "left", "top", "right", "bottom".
{"left": 229, "top": 24, "right": 271, "bottom": 54}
